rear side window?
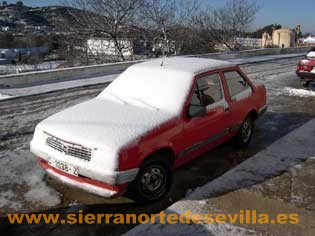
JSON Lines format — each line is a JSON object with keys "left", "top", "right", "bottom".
{"left": 224, "top": 71, "right": 251, "bottom": 99}
{"left": 190, "top": 73, "right": 223, "bottom": 107}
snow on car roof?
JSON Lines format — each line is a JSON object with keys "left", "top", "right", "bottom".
{"left": 100, "top": 57, "right": 234, "bottom": 114}
{"left": 132, "top": 57, "right": 235, "bottom": 75}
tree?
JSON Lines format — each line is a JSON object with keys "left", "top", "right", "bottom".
{"left": 247, "top": 24, "right": 282, "bottom": 38}
{"left": 16, "top": 1, "right": 23, "bottom": 7}
{"left": 0, "top": 33, "right": 14, "bottom": 48}
{"left": 140, "top": 0, "right": 199, "bottom": 56}
{"left": 64, "top": 0, "right": 143, "bottom": 62}
{"left": 2, "top": 1, "right": 8, "bottom": 6}
{"left": 195, "top": 0, "right": 261, "bottom": 51}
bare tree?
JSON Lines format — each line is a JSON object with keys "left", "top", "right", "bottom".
{"left": 140, "top": 0, "right": 199, "bottom": 56}
{"left": 64, "top": 0, "right": 143, "bottom": 62}
{"left": 195, "top": 0, "right": 261, "bottom": 51}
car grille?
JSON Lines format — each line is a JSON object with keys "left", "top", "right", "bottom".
{"left": 45, "top": 134, "right": 92, "bottom": 161}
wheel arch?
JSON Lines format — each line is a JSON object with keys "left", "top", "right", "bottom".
{"left": 247, "top": 108, "right": 259, "bottom": 121}
{"left": 141, "top": 147, "right": 175, "bottom": 167}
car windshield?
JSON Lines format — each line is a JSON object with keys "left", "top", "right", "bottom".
{"left": 98, "top": 66, "right": 193, "bottom": 114}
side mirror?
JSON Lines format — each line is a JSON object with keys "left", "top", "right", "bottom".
{"left": 188, "top": 105, "right": 207, "bottom": 118}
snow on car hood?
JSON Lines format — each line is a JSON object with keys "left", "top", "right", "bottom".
{"left": 37, "top": 97, "right": 176, "bottom": 156}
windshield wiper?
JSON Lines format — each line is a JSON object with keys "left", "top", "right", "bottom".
{"left": 104, "top": 92, "right": 128, "bottom": 104}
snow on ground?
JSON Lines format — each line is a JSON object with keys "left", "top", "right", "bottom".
{"left": 0, "top": 190, "right": 22, "bottom": 211}
{"left": 278, "top": 87, "right": 315, "bottom": 97}
{"left": 126, "top": 117, "right": 315, "bottom": 236}
{"left": 0, "top": 87, "right": 104, "bottom": 214}
{"left": 256, "top": 71, "right": 315, "bottom": 98}
{"left": 0, "top": 74, "right": 117, "bottom": 98}
{"left": 228, "top": 52, "right": 305, "bottom": 65}
{"left": 0, "top": 93, "right": 12, "bottom": 100}
{"left": 0, "top": 61, "right": 65, "bottom": 75}
{"left": 0, "top": 144, "right": 61, "bottom": 214}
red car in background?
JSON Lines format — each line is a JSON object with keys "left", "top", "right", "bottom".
{"left": 296, "top": 48, "right": 315, "bottom": 86}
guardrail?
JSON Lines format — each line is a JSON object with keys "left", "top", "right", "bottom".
{"left": 0, "top": 47, "right": 311, "bottom": 88}
{"left": 0, "top": 60, "right": 143, "bottom": 88}
{"left": 189, "top": 46, "right": 311, "bottom": 60}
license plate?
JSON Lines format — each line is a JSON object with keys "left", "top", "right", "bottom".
{"left": 48, "top": 158, "right": 78, "bottom": 176}
{"left": 311, "top": 68, "right": 315, "bottom": 73}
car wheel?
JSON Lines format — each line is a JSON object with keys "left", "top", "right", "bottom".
{"left": 127, "top": 156, "right": 173, "bottom": 203}
{"left": 303, "top": 81, "right": 310, "bottom": 87}
{"left": 235, "top": 115, "right": 254, "bottom": 146}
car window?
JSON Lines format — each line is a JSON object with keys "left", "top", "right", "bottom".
{"left": 224, "top": 71, "right": 250, "bottom": 99}
{"left": 190, "top": 84, "right": 202, "bottom": 106}
{"left": 190, "top": 73, "right": 223, "bottom": 107}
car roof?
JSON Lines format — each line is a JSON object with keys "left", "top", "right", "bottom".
{"left": 132, "top": 57, "right": 235, "bottom": 75}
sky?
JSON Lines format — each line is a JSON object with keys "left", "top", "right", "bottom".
{"left": 4, "top": 0, "right": 315, "bottom": 33}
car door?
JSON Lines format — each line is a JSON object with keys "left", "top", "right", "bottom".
{"left": 180, "top": 72, "right": 231, "bottom": 161}
{"left": 222, "top": 70, "right": 253, "bottom": 128}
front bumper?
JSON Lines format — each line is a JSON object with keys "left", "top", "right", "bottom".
{"left": 296, "top": 70, "right": 315, "bottom": 81}
{"left": 39, "top": 159, "right": 130, "bottom": 198}
{"left": 30, "top": 140, "right": 139, "bottom": 186}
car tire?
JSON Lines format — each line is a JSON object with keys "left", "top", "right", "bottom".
{"left": 127, "top": 155, "right": 173, "bottom": 203}
{"left": 235, "top": 115, "right": 254, "bottom": 146}
{"left": 303, "top": 81, "right": 310, "bottom": 87}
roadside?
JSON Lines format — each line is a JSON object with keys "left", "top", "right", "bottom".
{"left": 125, "top": 118, "right": 315, "bottom": 236}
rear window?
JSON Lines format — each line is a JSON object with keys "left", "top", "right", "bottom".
{"left": 224, "top": 71, "right": 251, "bottom": 99}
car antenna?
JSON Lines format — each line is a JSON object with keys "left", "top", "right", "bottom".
{"left": 161, "top": 55, "right": 168, "bottom": 67}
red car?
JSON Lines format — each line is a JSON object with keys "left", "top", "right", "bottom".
{"left": 30, "top": 57, "right": 267, "bottom": 202}
{"left": 296, "top": 50, "right": 315, "bottom": 86}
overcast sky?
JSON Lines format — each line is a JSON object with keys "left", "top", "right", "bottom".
{"left": 5, "top": 0, "right": 315, "bottom": 33}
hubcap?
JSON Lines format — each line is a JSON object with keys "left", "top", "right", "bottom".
{"left": 141, "top": 167, "right": 165, "bottom": 192}
{"left": 241, "top": 120, "right": 252, "bottom": 143}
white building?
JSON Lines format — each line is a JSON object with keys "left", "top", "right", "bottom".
{"left": 235, "top": 37, "right": 262, "bottom": 48}
{"left": 272, "top": 28, "right": 295, "bottom": 48}
{"left": 87, "top": 38, "right": 133, "bottom": 57}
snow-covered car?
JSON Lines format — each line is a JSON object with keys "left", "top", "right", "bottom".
{"left": 30, "top": 57, "right": 267, "bottom": 202}
{"left": 296, "top": 50, "right": 315, "bottom": 85}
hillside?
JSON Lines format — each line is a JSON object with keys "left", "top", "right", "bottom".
{"left": 0, "top": 3, "right": 79, "bottom": 34}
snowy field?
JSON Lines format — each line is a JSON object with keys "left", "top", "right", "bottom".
{"left": 1, "top": 56, "right": 315, "bottom": 235}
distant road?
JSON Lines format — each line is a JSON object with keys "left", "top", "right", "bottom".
{"left": 0, "top": 52, "right": 305, "bottom": 100}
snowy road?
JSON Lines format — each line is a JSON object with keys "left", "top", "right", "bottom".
{"left": 1, "top": 56, "right": 315, "bottom": 235}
